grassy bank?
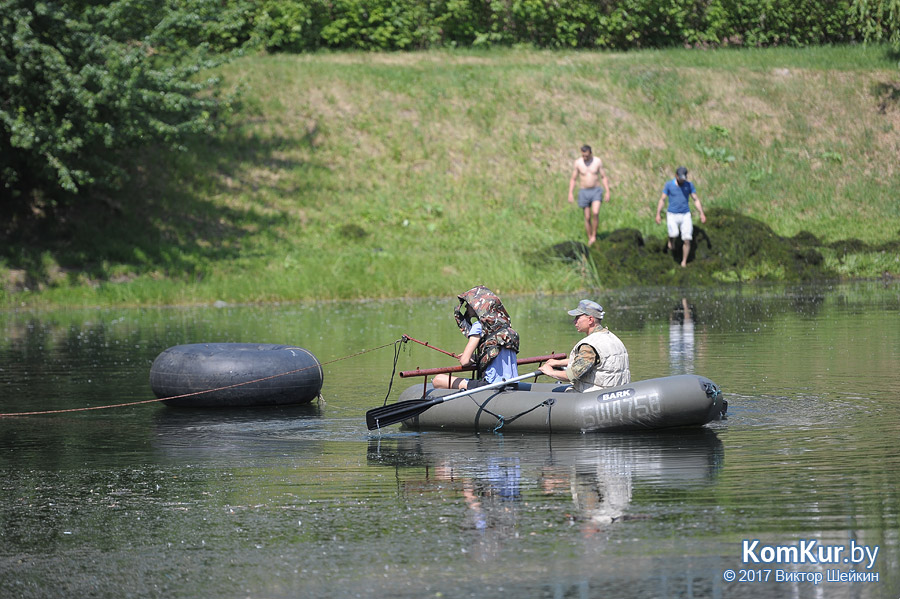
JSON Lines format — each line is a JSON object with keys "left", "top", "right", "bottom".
{"left": 3, "top": 45, "right": 899, "bottom": 309}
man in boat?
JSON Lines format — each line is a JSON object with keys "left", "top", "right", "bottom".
{"left": 567, "top": 144, "right": 611, "bottom": 246}
{"left": 432, "top": 285, "right": 520, "bottom": 390}
{"left": 538, "top": 299, "right": 630, "bottom": 391}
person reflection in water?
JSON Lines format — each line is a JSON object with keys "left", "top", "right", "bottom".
{"left": 669, "top": 298, "right": 695, "bottom": 374}
{"left": 436, "top": 455, "right": 635, "bottom": 544}
{"left": 571, "top": 464, "right": 633, "bottom": 536}
{"left": 432, "top": 457, "right": 522, "bottom": 562}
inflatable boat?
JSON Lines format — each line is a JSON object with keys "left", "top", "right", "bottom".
{"left": 384, "top": 374, "right": 725, "bottom": 433}
{"left": 150, "top": 343, "right": 323, "bottom": 408}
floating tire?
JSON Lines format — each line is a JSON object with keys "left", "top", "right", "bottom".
{"left": 150, "top": 343, "right": 323, "bottom": 408}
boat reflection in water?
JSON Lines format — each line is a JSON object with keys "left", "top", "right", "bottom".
{"left": 367, "top": 429, "right": 724, "bottom": 543}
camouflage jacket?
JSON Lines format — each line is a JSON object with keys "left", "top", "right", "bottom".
{"left": 454, "top": 285, "right": 520, "bottom": 376}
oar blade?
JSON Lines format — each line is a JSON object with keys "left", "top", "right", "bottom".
{"left": 366, "top": 398, "right": 437, "bottom": 430}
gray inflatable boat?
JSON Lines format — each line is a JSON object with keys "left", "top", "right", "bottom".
{"left": 393, "top": 374, "right": 726, "bottom": 433}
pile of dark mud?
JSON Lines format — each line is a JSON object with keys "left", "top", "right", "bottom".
{"left": 539, "top": 208, "right": 899, "bottom": 287}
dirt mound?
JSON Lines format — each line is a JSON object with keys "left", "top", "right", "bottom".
{"left": 538, "top": 207, "right": 881, "bottom": 286}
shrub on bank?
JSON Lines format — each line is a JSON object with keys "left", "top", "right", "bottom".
{"left": 182, "top": 0, "right": 879, "bottom": 52}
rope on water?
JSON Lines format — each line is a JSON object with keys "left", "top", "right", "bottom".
{"left": 0, "top": 340, "right": 401, "bottom": 418}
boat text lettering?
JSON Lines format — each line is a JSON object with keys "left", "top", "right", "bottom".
{"left": 581, "top": 391, "right": 662, "bottom": 430}
{"left": 599, "top": 388, "right": 635, "bottom": 402}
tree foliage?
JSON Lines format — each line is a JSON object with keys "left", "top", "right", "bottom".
{"left": 163, "top": 0, "right": 877, "bottom": 53}
{"left": 853, "top": 0, "right": 900, "bottom": 50}
{"left": 2, "top": 0, "right": 892, "bottom": 219}
{"left": 1, "top": 0, "right": 231, "bottom": 211}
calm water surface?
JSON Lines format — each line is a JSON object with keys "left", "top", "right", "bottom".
{"left": 1, "top": 282, "right": 898, "bottom": 598}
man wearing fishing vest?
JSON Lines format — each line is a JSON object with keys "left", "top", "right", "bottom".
{"left": 538, "top": 299, "right": 630, "bottom": 392}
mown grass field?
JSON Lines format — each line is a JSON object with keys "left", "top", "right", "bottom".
{"left": 3, "top": 45, "right": 899, "bottom": 308}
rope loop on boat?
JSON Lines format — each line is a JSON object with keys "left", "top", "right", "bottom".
{"left": 487, "top": 397, "right": 556, "bottom": 434}
{"left": 702, "top": 380, "right": 727, "bottom": 418}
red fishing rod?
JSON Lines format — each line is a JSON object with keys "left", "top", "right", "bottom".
{"left": 401, "top": 334, "right": 460, "bottom": 359}
{"left": 399, "top": 353, "right": 566, "bottom": 377}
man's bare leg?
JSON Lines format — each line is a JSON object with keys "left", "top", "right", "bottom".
{"left": 586, "top": 203, "right": 600, "bottom": 246}
{"left": 590, "top": 202, "right": 601, "bottom": 245}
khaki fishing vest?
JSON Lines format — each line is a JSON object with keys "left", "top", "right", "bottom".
{"left": 567, "top": 329, "right": 631, "bottom": 392}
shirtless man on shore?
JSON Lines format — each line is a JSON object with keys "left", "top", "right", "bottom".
{"left": 568, "top": 145, "right": 611, "bottom": 246}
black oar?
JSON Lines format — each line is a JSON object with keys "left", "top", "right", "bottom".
{"left": 366, "top": 371, "right": 540, "bottom": 430}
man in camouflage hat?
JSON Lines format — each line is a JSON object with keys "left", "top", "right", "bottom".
{"left": 433, "top": 285, "right": 520, "bottom": 390}
{"left": 539, "top": 299, "right": 630, "bottom": 392}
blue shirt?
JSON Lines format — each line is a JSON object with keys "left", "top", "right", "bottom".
{"left": 663, "top": 179, "right": 696, "bottom": 214}
{"left": 466, "top": 321, "right": 519, "bottom": 383}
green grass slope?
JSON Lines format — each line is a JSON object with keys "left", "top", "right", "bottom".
{"left": 3, "top": 46, "right": 899, "bottom": 308}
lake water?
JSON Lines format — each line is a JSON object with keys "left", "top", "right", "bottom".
{"left": 1, "top": 282, "right": 898, "bottom": 598}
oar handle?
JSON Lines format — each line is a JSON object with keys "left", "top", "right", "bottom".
{"left": 365, "top": 370, "right": 543, "bottom": 430}
{"left": 437, "top": 370, "right": 541, "bottom": 403}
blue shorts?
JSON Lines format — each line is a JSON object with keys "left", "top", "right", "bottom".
{"left": 577, "top": 187, "right": 604, "bottom": 208}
